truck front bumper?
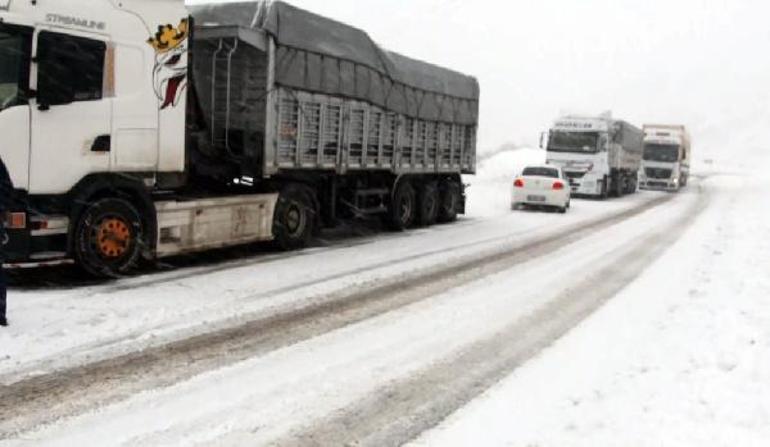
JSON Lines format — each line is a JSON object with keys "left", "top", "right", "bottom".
{"left": 2, "top": 210, "right": 70, "bottom": 266}
{"left": 566, "top": 173, "right": 604, "bottom": 197}
{"left": 640, "top": 179, "right": 679, "bottom": 191}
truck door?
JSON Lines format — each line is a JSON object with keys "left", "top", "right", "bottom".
{"left": 0, "top": 24, "right": 33, "bottom": 190}
{"left": 29, "top": 30, "right": 112, "bottom": 195}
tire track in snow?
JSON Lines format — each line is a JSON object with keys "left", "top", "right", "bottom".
{"left": 0, "top": 193, "right": 677, "bottom": 439}
{"left": 277, "top": 186, "right": 710, "bottom": 447}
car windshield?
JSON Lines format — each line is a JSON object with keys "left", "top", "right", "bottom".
{"left": 0, "top": 25, "right": 30, "bottom": 112}
{"left": 644, "top": 144, "right": 680, "bottom": 162}
{"left": 522, "top": 167, "right": 559, "bottom": 178}
{"left": 548, "top": 131, "right": 600, "bottom": 153}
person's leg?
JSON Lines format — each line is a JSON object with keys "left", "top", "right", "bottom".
{"left": 0, "top": 266, "right": 6, "bottom": 326}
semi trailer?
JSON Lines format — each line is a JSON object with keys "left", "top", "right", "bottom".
{"left": 544, "top": 113, "right": 643, "bottom": 198}
{"left": 640, "top": 124, "right": 691, "bottom": 191}
{"left": 0, "top": 0, "right": 479, "bottom": 276}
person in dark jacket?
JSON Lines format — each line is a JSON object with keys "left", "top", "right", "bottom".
{"left": 0, "top": 155, "right": 12, "bottom": 327}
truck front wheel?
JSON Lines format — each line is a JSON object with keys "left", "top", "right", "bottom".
{"left": 273, "top": 185, "right": 315, "bottom": 251}
{"left": 73, "top": 198, "right": 145, "bottom": 278}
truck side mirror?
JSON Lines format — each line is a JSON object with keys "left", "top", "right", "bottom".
{"left": 539, "top": 131, "right": 548, "bottom": 150}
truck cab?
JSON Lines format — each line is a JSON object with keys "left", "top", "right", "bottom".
{"left": 640, "top": 125, "right": 691, "bottom": 191}
{"left": 544, "top": 114, "right": 642, "bottom": 198}
{"left": 545, "top": 116, "right": 611, "bottom": 197}
{"left": 0, "top": 0, "right": 188, "bottom": 265}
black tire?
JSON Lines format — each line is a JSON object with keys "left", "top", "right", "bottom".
{"left": 73, "top": 198, "right": 145, "bottom": 278}
{"left": 558, "top": 205, "right": 568, "bottom": 214}
{"left": 625, "top": 175, "right": 637, "bottom": 194}
{"left": 437, "top": 180, "right": 460, "bottom": 223}
{"left": 417, "top": 181, "right": 440, "bottom": 227}
{"left": 600, "top": 176, "right": 610, "bottom": 199}
{"left": 613, "top": 173, "right": 624, "bottom": 197}
{"left": 273, "top": 185, "right": 316, "bottom": 251}
{"left": 387, "top": 180, "right": 417, "bottom": 231}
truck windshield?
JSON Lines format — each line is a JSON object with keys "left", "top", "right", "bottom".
{"left": 548, "top": 131, "right": 600, "bottom": 154}
{"left": 0, "top": 25, "right": 30, "bottom": 112}
{"left": 644, "top": 144, "right": 679, "bottom": 162}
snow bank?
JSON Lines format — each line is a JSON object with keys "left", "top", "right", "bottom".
{"left": 465, "top": 147, "right": 545, "bottom": 217}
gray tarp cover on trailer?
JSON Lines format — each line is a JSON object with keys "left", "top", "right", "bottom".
{"left": 189, "top": 1, "right": 480, "bottom": 125}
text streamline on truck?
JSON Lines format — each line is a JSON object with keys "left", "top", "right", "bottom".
{"left": 543, "top": 113, "right": 643, "bottom": 199}
{"left": 640, "top": 125, "right": 691, "bottom": 191}
{"left": 0, "top": 0, "right": 479, "bottom": 276}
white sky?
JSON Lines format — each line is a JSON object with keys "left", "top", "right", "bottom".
{"left": 193, "top": 0, "right": 770, "bottom": 153}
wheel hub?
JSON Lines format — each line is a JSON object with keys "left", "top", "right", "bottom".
{"left": 95, "top": 217, "right": 131, "bottom": 259}
{"left": 285, "top": 204, "right": 304, "bottom": 236}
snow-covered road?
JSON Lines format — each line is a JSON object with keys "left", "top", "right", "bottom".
{"left": 412, "top": 172, "right": 770, "bottom": 445}
{"left": 0, "top": 157, "right": 721, "bottom": 445}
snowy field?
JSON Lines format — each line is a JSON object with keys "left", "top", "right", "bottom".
{"left": 1, "top": 147, "right": 769, "bottom": 446}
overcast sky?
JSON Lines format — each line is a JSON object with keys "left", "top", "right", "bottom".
{"left": 191, "top": 0, "right": 770, "bottom": 153}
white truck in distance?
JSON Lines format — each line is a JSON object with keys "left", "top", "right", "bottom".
{"left": 640, "top": 125, "right": 691, "bottom": 191}
{"left": 544, "top": 114, "right": 643, "bottom": 199}
{"left": 0, "top": 0, "right": 479, "bottom": 276}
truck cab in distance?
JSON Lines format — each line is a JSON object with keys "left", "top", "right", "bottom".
{"left": 640, "top": 125, "right": 691, "bottom": 191}
{"left": 544, "top": 113, "right": 643, "bottom": 199}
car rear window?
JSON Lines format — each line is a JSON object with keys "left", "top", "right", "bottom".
{"left": 522, "top": 167, "right": 559, "bottom": 178}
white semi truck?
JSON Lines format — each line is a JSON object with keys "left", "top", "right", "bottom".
{"left": 0, "top": 0, "right": 479, "bottom": 276}
{"left": 544, "top": 113, "right": 643, "bottom": 198}
{"left": 640, "top": 124, "right": 691, "bottom": 191}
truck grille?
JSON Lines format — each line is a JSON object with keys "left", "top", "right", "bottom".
{"left": 645, "top": 168, "right": 673, "bottom": 179}
{"left": 565, "top": 171, "right": 586, "bottom": 180}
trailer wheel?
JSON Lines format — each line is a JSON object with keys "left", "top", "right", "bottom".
{"left": 387, "top": 181, "right": 417, "bottom": 231}
{"left": 600, "top": 177, "right": 610, "bottom": 199}
{"left": 418, "top": 181, "right": 440, "bottom": 227}
{"left": 273, "top": 185, "right": 315, "bottom": 251}
{"left": 437, "top": 181, "right": 460, "bottom": 223}
{"left": 626, "top": 175, "right": 638, "bottom": 194}
{"left": 612, "top": 173, "right": 624, "bottom": 197}
{"left": 73, "top": 198, "right": 145, "bottom": 278}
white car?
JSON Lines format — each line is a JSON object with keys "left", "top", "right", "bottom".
{"left": 512, "top": 165, "right": 571, "bottom": 213}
